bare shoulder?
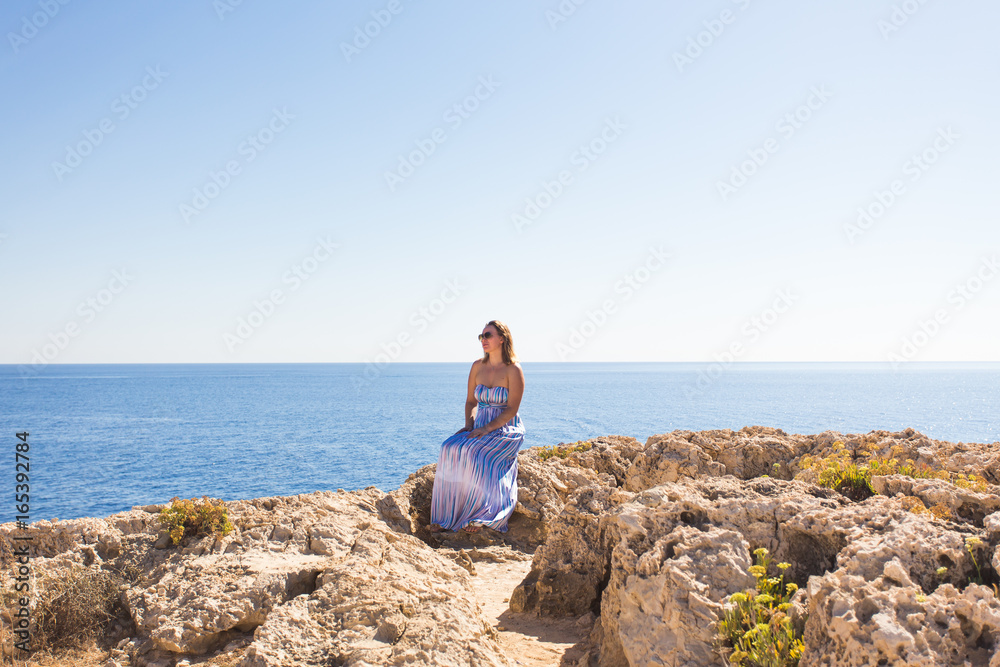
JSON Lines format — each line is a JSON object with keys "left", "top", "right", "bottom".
{"left": 507, "top": 362, "right": 525, "bottom": 382}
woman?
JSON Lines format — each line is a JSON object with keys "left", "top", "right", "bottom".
{"left": 430, "top": 320, "right": 525, "bottom": 534}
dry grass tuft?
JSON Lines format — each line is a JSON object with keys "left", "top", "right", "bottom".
{"left": 1, "top": 564, "right": 128, "bottom": 661}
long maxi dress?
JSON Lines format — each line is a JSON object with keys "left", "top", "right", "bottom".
{"left": 430, "top": 383, "right": 525, "bottom": 532}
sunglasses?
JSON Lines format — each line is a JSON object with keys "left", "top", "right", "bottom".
{"left": 478, "top": 332, "right": 499, "bottom": 341}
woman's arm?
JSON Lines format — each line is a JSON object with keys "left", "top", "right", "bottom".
{"left": 462, "top": 360, "right": 480, "bottom": 430}
{"left": 482, "top": 363, "right": 524, "bottom": 433}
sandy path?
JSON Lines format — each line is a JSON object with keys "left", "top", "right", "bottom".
{"left": 467, "top": 556, "right": 592, "bottom": 667}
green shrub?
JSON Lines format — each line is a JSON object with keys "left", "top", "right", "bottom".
{"left": 717, "top": 548, "right": 804, "bottom": 667}
{"left": 159, "top": 495, "right": 233, "bottom": 545}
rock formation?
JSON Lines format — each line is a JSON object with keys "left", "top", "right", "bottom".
{"left": 3, "top": 427, "right": 1000, "bottom": 666}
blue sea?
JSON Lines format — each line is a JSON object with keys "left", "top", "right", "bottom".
{"left": 2, "top": 362, "right": 998, "bottom": 525}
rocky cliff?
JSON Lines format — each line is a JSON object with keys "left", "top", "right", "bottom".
{"left": 3, "top": 426, "right": 1000, "bottom": 667}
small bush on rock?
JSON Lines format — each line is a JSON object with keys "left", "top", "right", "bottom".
{"left": 800, "top": 442, "right": 874, "bottom": 501}
{"left": 159, "top": 495, "right": 233, "bottom": 545}
{"left": 928, "top": 503, "right": 953, "bottom": 521}
{"left": 954, "top": 473, "right": 989, "bottom": 492}
{"left": 717, "top": 548, "right": 804, "bottom": 667}
{"left": 538, "top": 440, "right": 592, "bottom": 461}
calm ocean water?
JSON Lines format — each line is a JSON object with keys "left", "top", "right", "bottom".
{"left": 1, "top": 362, "right": 998, "bottom": 524}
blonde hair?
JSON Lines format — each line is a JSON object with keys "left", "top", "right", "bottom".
{"left": 480, "top": 320, "right": 519, "bottom": 365}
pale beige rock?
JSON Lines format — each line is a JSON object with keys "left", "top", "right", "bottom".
{"left": 591, "top": 478, "right": 852, "bottom": 666}
{"left": 802, "top": 572, "right": 1000, "bottom": 666}
{"left": 242, "top": 527, "right": 510, "bottom": 667}
{"left": 126, "top": 550, "right": 326, "bottom": 654}
{"left": 615, "top": 525, "right": 755, "bottom": 666}
{"left": 511, "top": 484, "right": 631, "bottom": 617}
{"left": 626, "top": 426, "right": 816, "bottom": 490}
{"left": 517, "top": 477, "right": 846, "bottom": 624}
{"left": 4, "top": 427, "right": 1000, "bottom": 667}
{"left": 1, "top": 487, "right": 508, "bottom": 666}
{"left": 871, "top": 474, "right": 1000, "bottom": 523}
{"left": 512, "top": 428, "right": 1000, "bottom": 667}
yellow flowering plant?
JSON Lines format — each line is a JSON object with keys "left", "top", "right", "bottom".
{"left": 159, "top": 495, "right": 234, "bottom": 545}
{"left": 538, "top": 440, "right": 592, "bottom": 461}
{"left": 717, "top": 547, "right": 805, "bottom": 667}
{"left": 800, "top": 440, "right": 988, "bottom": 500}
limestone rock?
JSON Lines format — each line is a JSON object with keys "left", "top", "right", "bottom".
{"left": 242, "top": 527, "right": 509, "bottom": 666}
{"left": 626, "top": 426, "right": 816, "bottom": 490}
{"left": 615, "top": 525, "right": 755, "bottom": 666}
{"left": 512, "top": 427, "right": 1000, "bottom": 667}
{"left": 511, "top": 484, "right": 631, "bottom": 617}
{"left": 871, "top": 474, "right": 1000, "bottom": 523}
{"left": 4, "top": 427, "right": 1000, "bottom": 667}
{"left": 517, "top": 477, "right": 846, "bottom": 622}
{"left": 801, "top": 569, "right": 1000, "bottom": 666}
{"left": 0, "top": 487, "right": 507, "bottom": 665}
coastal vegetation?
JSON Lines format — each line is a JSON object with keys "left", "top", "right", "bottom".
{"left": 0, "top": 562, "right": 125, "bottom": 654}
{"left": 798, "top": 440, "right": 990, "bottom": 502}
{"left": 537, "top": 440, "right": 593, "bottom": 461}
{"left": 717, "top": 548, "right": 804, "bottom": 667}
{"left": 158, "top": 496, "right": 233, "bottom": 545}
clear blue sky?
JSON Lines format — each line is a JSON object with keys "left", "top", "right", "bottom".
{"left": 2, "top": 0, "right": 998, "bottom": 365}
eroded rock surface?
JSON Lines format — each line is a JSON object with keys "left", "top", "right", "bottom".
{"left": 242, "top": 527, "right": 506, "bottom": 666}
{"left": 2, "top": 488, "right": 511, "bottom": 666}
{"left": 615, "top": 525, "right": 755, "bottom": 666}
{"left": 514, "top": 427, "right": 1000, "bottom": 667}
{"left": 3, "top": 426, "right": 1000, "bottom": 667}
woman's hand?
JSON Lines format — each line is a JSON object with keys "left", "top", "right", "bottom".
{"left": 464, "top": 427, "right": 490, "bottom": 439}
{"left": 454, "top": 426, "right": 472, "bottom": 436}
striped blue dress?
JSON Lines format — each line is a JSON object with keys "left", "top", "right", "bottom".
{"left": 430, "top": 383, "right": 524, "bottom": 532}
